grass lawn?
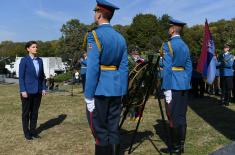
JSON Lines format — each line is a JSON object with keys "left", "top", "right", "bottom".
{"left": 0, "top": 83, "right": 235, "bottom": 155}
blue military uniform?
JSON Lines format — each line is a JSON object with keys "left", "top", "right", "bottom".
{"left": 85, "top": 25, "right": 128, "bottom": 98}
{"left": 80, "top": 57, "right": 87, "bottom": 92}
{"left": 161, "top": 37, "right": 192, "bottom": 90}
{"left": 84, "top": 0, "right": 128, "bottom": 154}
{"left": 218, "top": 49, "right": 234, "bottom": 105}
{"left": 233, "top": 60, "right": 235, "bottom": 101}
{"left": 218, "top": 52, "right": 234, "bottom": 76}
{"left": 161, "top": 18, "right": 192, "bottom": 154}
{"left": 159, "top": 56, "right": 164, "bottom": 78}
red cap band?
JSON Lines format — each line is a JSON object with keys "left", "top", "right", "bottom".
{"left": 96, "top": 5, "right": 113, "bottom": 13}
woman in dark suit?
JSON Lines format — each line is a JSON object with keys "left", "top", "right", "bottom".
{"left": 19, "top": 41, "right": 46, "bottom": 140}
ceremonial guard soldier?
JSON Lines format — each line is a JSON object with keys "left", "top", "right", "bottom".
{"left": 83, "top": 0, "right": 128, "bottom": 154}
{"left": 161, "top": 18, "right": 192, "bottom": 154}
{"left": 218, "top": 43, "right": 234, "bottom": 106}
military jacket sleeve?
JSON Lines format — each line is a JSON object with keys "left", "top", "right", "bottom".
{"left": 84, "top": 32, "right": 101, "bottom": 99}
{"left": 184, "top": 46, "right": 192, "bottom": 79}
{"left": 118, "top": 43, "right": 128, "bottom": 94}
{"left": 223, "top": 54, "right": 234, "bottom": 67}
{"left": 162, "top": 42, "right": 173, "bottom": 90}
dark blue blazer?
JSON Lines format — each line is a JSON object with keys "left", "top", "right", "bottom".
{"left": 19, "top": 55, "right": 46, "bottom": 94}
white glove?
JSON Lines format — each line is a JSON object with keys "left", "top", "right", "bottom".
{"left": 164, "top": 90, "right": 172, "bottom": 104}
{"left": 85, "top": 98, "right": 95, "bottom": 112}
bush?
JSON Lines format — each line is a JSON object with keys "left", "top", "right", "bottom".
{"left": 54, "top": 71, "right": 73, "bottom": 82}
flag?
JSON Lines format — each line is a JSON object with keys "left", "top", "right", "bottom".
{"left": 197, "top": 19, "right": 216, "bottom": 84}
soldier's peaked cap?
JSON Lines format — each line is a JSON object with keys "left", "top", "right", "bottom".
{"left": 94, "top": 0, "right": 119, "bottom": 13}
{"left": 169, "top": 17, "right": 186, "bottom": 26}
{"left": 224, "top": 43, "right": 230, "bottom": 48}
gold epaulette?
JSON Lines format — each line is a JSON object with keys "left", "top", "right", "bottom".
{"left": 91, "top": 30, "right": 102, "bottom": 52}
{"left": 82, "top": 32, "right": 88, "bottom": 50}
{"left": 82, "top": 30, "right": 102, "bottom": 52}
{"left": 159, "top": 42, "right": 164, "bottom": 56}
{"left": 167, "top": 41, "right": 173, "bottom": 56}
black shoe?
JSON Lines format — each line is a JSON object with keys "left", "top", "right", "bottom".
{"left": 30, "top": 130, "right": 40, "bottom": 138}
{"left": 111, "top": 144, "right": 120, "bottom": 155}
{"left": 160, "top": 147, "right": 182, "bottom": 154}
{"left": 160, "top": 147, "right": 171, "bottom": 153}
{"left": 32, "top": 134, "right": 41, "bottom": 139}
{"left": 25, "top": 134, "right": 33, "bottom": 140}
{"left": 95, "top": 145, "right": 112, "bottom": 155}
{"left": 219, "top": 101, "right": 225, "bottom": 106}
{"left": 173, "top": 147, "right": 183, "bottom": 154}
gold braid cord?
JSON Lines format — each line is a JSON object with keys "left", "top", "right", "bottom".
{"left": 82, "top": 30, "right": 102, "bottom": 52}
{"left": 92, "top": 30, "right": 102, "bottom": 52}
{"left": 167, "top": 41, "right": 174, "bottom": 56}
{"left": 82, "top": 32, "right": 88, "bottom": 51}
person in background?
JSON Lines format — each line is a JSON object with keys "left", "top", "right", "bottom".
{"left": 80, "top": 52, "right": 87, "bottom": 92}
{"left": 74, "top": 70, "right": 80, "bottom": 84}
{"left": 48, "top": 74, "right": 55, "bottom": 90}
{"left": 191, "top": 54, "right": 205, "bottom": 98}
{"left": 19, "top": 41, "right": 46, "bottom": 140}
{"left": 218, "top": 43, "right": 234, "bottom": 106}
{"left": 233, "top": 55, "right": 235, "bottom": 101}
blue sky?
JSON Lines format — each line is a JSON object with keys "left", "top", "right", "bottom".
{"left": 0, "top": 0, "right": 234, "bottom": 42}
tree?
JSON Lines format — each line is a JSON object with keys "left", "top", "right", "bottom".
{"left": 113, "top": 24, "right": 129, "bottom": 43}
{"left": 59, "top": 19, "right": 88, "bottom": 68}
{"left": 127, "top": 14, "right": 162, "bottom": 51}
{"left": 183, "top": 25, "right": 204, "bottom": 55}
{"left": 158, "top": 14, "right": 170, "bottom": 41}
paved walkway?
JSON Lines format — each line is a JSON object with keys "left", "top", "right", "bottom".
{"left": 0, "top": 75, "right": 18, "bottom": 84}
{"left": 209, "top": 141, "right": 235, "bottom": 155}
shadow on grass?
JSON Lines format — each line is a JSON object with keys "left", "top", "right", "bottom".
{"left": 188, "top": 95, "right": 235, "bottom": 140}
{"left": 120, "top": 129, "right": 162, "bottom": 155}
{"left": 36, "top": 114, "right": 67, "bottom": 134}
{"left": 153, "top": 119, "right": 169, "bottom": 148}
{"left": 153, "top": 95, "right": 235, "bottom": 150}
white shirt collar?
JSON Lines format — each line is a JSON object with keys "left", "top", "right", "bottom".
{"left": 29, "top": 54, "right": 37, "bottom": 60}
{"left": 171, "top": 34, "right": 180, "bottom": 38}
{"left": 224, "top": 51, "right": 229, "bottom": 55}
{"left": 99, "top": 23, "right": 110, "bottom": 25}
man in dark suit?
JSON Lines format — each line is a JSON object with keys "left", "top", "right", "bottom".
{"left": 19, "top": 41, "right": 46, "bottom": 140}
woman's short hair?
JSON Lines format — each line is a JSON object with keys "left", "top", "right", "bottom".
{"left": 25, "top": 41, "right": 37, "bottom": 50}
